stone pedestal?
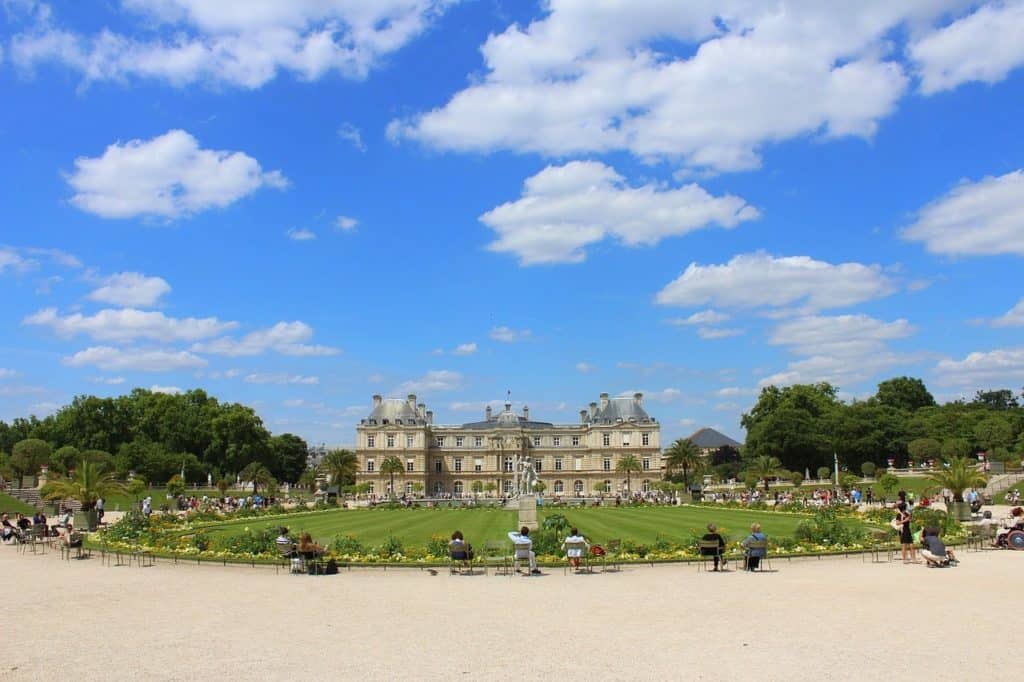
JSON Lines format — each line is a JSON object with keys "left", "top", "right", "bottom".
{"left": 518, "top": 495, "right": 538, "bottom": 531}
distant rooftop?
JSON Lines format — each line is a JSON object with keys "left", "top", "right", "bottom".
{"left": 687, "top": 427, "right": 742, "bottom": 449}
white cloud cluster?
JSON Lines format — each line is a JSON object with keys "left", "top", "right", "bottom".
{"left": 655, "top": 252, "right": 896, "bottom": 312}
{"left": 193, "top": 321, "right": 339, "bottom": 357}
{"left": 66, "top": 129, "right": 288, "bottom": 219}
{"left": 934, "top": 347, "right": 1024, "bottom": 388}
{"left": 0, "top": 368, "right": 16, "bottom": 379}
{"left": 396, "top": 369, "right": 462, "bottom": 393}
{"left": 335, "top": 215, "right": 358, "bottom": 230}
{"left": 391, "top": 1, "right": 1017, "bottom": 172}
{"left": 87, "top": 271, "right": 170, "bottom": 307}
{"left": 244, "top": 373, "right": 319, "bottom": 385}
{"left": 24, "top": 307, "right": 236, "bottom": 343}
{"left": 759, "top": 314, "right": 917, "bottom": 387}
{"left": 903, "top": 169, "right": 1024, "bottom": 256}
{"left": 490, "top": 326, "right": 531, "bottom": 343}
{"left": 150, "top": 385, "right": 183, "bottom": 395}
{"left": 452, "top": 343, "right": 477, "bottom": 356}
{"left": 0, "top": 247, "right": 35, "bottom": 274}
{"left": 910, "top": 1, "right": 1024, "bottom": 94}
{"left": 993, "top": 298, "right": 1024, "bottom": 327}
{"left": 286, "top": 228, "right": 317, "bottom": 241}
{"left": 64, "top": 346, "right": 207, "bottom": 371}
{"left": 575, "top": 362, "right": 595, "bottom": 374}
{"left": 480, "top": 161, "right": 757, "bottom": 264}
{"left": 10, "top": 0, "right": 454, "bottom": 88}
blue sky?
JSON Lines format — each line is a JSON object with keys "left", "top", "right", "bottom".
{"left": 2, "top": 0, "right": 1024, "bottom": 446}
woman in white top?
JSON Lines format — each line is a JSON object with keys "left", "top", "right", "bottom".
{"left": 561, "top": 528, "right": 590, "bottom": 570}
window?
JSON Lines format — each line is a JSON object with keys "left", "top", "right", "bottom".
{"left": 406, "top": 482, "right": 413, "bottom": 494}
{"left": 456, "top": 436, "right": 464, "bottom": 447}
{"left": 535, "top": 460, "right": 542, "bottom": 472}
{"left": 642, "top": 480, "right": 651, "bottom": 493}
{"left": 368, "top": 482, "right": 375, "bottom": 494}
{"left": 406, "top": 459, "right": 414, "bottom": 472}
{"left": 406, "top": 435, "right": 415, "bottom": 448}
{"left": 454, "top": 481, "right": 463, "bottom": 495}
{"left": 454, "top": 458, "right": 462, "bottom": 472}
{"left": 574, "top": 457, "right": 583, "bottom": 471}
{"left": 622, "top": 433, "right": 631, "bottom": 447}
{"left": 434, "top": 460, "right": 442, "bottom": 473}
{"left": 368, "top": 435, "right": 376, "bottom": 448}
{"left": 435, "top": 436, "right": 445, "bottom": 447}
{"left": 504, "top": 457, "right": 514, "bottom": 472}
{"left": 602, "top": 433, "right": 610, "bottom": 447}
{"left": 571, "top": 435, "right": 580, "bottom": 447}
{"left": 603, "top": 479, "right": 612, "bottom": 493}
{"left": 603, "top": 458, "right": 611, "bottom": 471}
{"left": 366, "top": 459, "right": 375, "bottom": 472}
{"left": 642, "top": 457, "right": 650, "bottom": 471}
{"left": 642, "top": 432, "right": 650, "bottom": 446}
{"left": 474, "top": 458, "right": 483, "bottom": 472}
{"left": 502, "top": 480, "right": 512, "bottom": 493}
{"left": 553, "top": 436, "right": 561, "bottom": 447}
{"left": 574, "top": 480, "right": 584, "bottom": 494}
{"left": 386, "top": 434, "right": 395, "bottom": 448}
{"left": 554, "top": 480, "right": 564, "bottom": 493}
{"left": 434, "top": 482, "right": 443, "bottom": 494}
{"left": 533, "top": 436, "right": 541, "bottom": 447}
{"left": 554, "top": 457, "right": 563, "bottom": 471}
{"left": 474, "top": 436, "right": 483, "bottom": 447}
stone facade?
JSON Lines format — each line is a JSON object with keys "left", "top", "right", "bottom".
{"left": 354, "top": 392, "right": 662, "bottom": 498}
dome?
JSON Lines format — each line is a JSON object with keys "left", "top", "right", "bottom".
{"left": 365, "top": 398, "right": 423, "bottom": 425}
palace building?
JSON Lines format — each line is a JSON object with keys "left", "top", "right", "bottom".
{"left": 354, "top": 392, "right": 662, "bottom": 498}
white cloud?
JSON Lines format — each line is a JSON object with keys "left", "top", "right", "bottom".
{"left": 667, "top": 309, "right": 730, "bottom": 326}
{"left": 678, "top": 418, "right": 696, "bottom": 427}
{"left": 715, "top": 402, "right": 740, "bottom": 412}
{"left": 337, "top": 122, "right": 366, "bottom": 151}
{"left": 993, "top": 298, "right": 1024, "bottom": 327}
{"left": 64, "top": 346, "right": 207, "bottom": 371}
{"left": 0, "top": 368, "right": 15, "bottom": 379}
{"left": 716, "top": 386, "right": 758, "bottom": 397}
{"left": 452, "top": 342, "right": 477, "bottom": 356}
{"left": 150, "top": 385, "right": 182, "bottom": 395}
{"left": 24, "top": 307, "right": 236, "bottom": 342}
{"left": 286, "top": 228, "right": 317, "bottom": 241}
{"left": 490, "top": 325, "right": 530, "bottom": 343}
{"left": 911, "top": 2, "right": 1024, "bottom": 94}
{"left": 244, "top": 373, "right": 319, "bottom": 385}
{"left": 90, "top": 376, "right": 126, "bottom": 385}
{"left": 575, "top": 362, "right": 595, "bottom": 373}
{"left": 697, "top": 327, "right": 745, "bottom": 340}
{"left": 0, "top": 247, "right": 36, "bottom": 274}
{"left": 66, "top": 129, "right": 288, "bottom": 219}
{"left": 934, "top": 347, "right": 1024, "bottom": 388}
{"left": 335, "top": 215, "right": 358, "bottom": 230}
{"left": 30, "top": 401, "right": 62, "bottom": 416}
{"left": 0, "top": 385, "right": 46, "bottom": 396}
{"left": 903, "top": 170, "right": 1024, "bottom": 256}
{"left": 655, "top": 252, "right": 896, "bottom": 312}
{"left": 480, "top": 161, "right": 757, "bottom": 265}
{"left": 87, "top": 272, "right": 171, "bottom": 307}
{"left": 193, "top": 321, "right": 339, "bottom": 357}
{"left": 10, "top": 0, "right": 455, "bottom": 89}
{"left": 396, "top": 370, "right": 462, "bottom": 393}
{"left": 388, "top": 2, "right": 983, "bottom": 172}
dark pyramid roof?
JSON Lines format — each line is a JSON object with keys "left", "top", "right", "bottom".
{"left": 687, "top": 427, "right": 742, "bottom": 449}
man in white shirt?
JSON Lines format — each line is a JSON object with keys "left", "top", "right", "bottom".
{"left": 508, "top": 527, "right": 540, "bottom": 575}
{"left": 561, "top": 528, "right": 590, "bottom": 571}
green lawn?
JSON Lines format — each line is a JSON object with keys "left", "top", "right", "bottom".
{"left": 0, "top": 491, "right": 36, "bottom": 515}
{"left": 197, "top": 504, "right": 816, "bottom": 548}
{"left": 998, "top": 481, "right": 1024, "bottom": 504}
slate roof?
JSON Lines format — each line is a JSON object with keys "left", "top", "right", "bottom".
{"left": 687, "top": 427, "right": 742, "bottom": 449}
{"left": 365, "top": 399, "right": 426, "bottom": 425}
{"left": 590, "top": 397, "right": 654, "bottom": 424}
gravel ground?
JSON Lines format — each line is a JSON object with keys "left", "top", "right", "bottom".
{"left": 1, "top": 543, "right": 1017, "bottom": 680}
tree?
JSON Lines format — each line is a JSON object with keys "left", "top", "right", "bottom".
{"left": 11, "top": 438, "right": 51, "bottom": 487}
{"left": 789, "top": 471, "right": 804, "bottom": 489}
{"left": 167, "top": 474, "right": 186, "bottom": 498}
{"left": 380, "top": 456, "right": 404, "bottom": 498}
{"left": 127, "top": 476, "right": 147, "bottom": 505}
{"left": 616, "top": 454, "right": 641, "bottom": 493}
{"left": 662, "top": 438, "right": 705, "bottom": 488}
{"left": 297, "top": 468, "right": 319, "bottom": 491}
{"left": 41, "top": 458, "right": 127, "bottom": 512}
{"left": 743, "top": 455, "right": 784, "bottom": 493}
{"left": 972, "top": 389, "right": 1019, "bottom": 410}
{"left": 974, "top": 415, "right": 1014, "bottom": 452}
{"left": 321, "top": 449, "right": 358, "bottom": 487}
{"left": 216, "top": 478, "right": 231, "bottom": 497}
{"left": 50, "top": 445, "right": 81, "bottom": 475}
{"left": 878, "top": 472, "right": 900, "bottom": 498}
{"left": 861, "top": 461, "right": 877, "bottom": 478}
{"left": 484, "top": 481, "right": 497, "bottom": 497}
{"left": 471, "top": 481, "right": 484, "bottom": 495}
{"left": 940, "top": 438, "right": 971, "bottom": 461}
{"left": 743, "top": 383, "right": 838, "bottom": 473}
{"left": 875, "top": 377, "right": 936, "bottom": 412}
{"left": 928, "top": 456, "right": 987, "bottom": 502}
{"left": 239, "top": 461, "right": 275, "bottom": 498}
{"left": 908, "top": 438, "right": 942, "bottom": 463}
{"left": 816, "top": 466, "right": 831, "bottom": 481}
{"left": 270, "top": 433, "right": 308, "bottom": 483}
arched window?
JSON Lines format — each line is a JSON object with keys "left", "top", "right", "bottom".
{"left": 453, "top": 481, "right": 464, "bottom": 495}
{"left": 642, "top": 479, "right": 651, "bottom": 493}
{"left": 434, "top": 481, "right": 444, "bottom": 495}
{"left": 368, "top": 482, "right": 375, "bottom": 494}
{"left": 554, "top": 480, "right": 564, "bottom": 493}
{"left": 574, "top": 480, "right": 584, "bottom": 495}
{"left": 405, "top": 482, "right": 413, "bottom": 494}
{"left": 602, "top": 479, "right": 612, "bottom": 493}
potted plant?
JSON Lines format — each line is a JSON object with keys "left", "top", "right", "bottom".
{"left": 41, "top": 458, "right": 127, "bottom": 531}
{"left": 928, "top": 457, "right": 987, "bottom": 521}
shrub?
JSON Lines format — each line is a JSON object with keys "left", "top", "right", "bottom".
{"left": 861, "top": 462, "right": 877, "bottom": 478}
{"left": 331, "top": 535, "right": 365, "bottom": 555}
{"left": 816, "top": 467, "right": 831, "bottom": 481}
{"left": 425, "top": 534, "right": 449, "bottom": 557}
{"left": 379, "top": 536, "right": 404, "bottom": 558}
{"left": 795, "top": 508, "right": 866, "bottom": 546}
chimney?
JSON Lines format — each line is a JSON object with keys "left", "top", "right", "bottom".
{"left": 522, "top": 405, "right": 529, "bottom": 420}
{"left": 407, "top": 393, "right": 417, "bottom": 410}
{"left": 372, "top": 394, "right": 382, "bottom": 408}
{"left": 485, "top": 405, "right": 493, "bottom": 420}
{"left": 426, "top": 410, "right": 433, "bottom": 425}
{"left": 589, "top": 401, "right": 597, "bottom": 417}
{"left": 418, "top": 403, "right": 426, "bottom": 418}
{"left": 600, "top": 392, "right": 609, "bottom": 410}
{"left": 580, "top": 409, "right": 588, "bottom": 423}
{"left": 634, "top": 392, "right": 643, "bottom": 405}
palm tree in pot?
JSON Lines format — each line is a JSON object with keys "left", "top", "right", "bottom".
{"left": 41, "top": 458, "right": 127, "bottom": 531}
{"left": 928, "top": 456, "right": 987, "bottom": 521}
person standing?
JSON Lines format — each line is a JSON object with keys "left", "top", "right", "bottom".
{"left": 96, "top": 497, "right": 105, "bottom": 524}
{"left": 895, "top": 502, "right": 917, "bottom": 563}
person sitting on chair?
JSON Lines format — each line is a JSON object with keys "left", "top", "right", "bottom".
{"left": 449, "top": 530, "right": 473, "bottom": 561}
{"left": 701, "top": 523, "right": 726, "bottom": 571}
{"left": 298, "top": 532, "right": 323, "bottom": 559}
{"left": 276, "top": 527, "right": 296, "bottom": 557}
{"left": 1, "top": 513, "right": 21, "bottom": 543}
{"left": 561, "top": 527, "right": 589, "bottom": 570}
{"left": 508, "top": 526, "right": 540, "bottom": 575}
{"left": 741, "top": 523, "right": 767, "bottom": 571}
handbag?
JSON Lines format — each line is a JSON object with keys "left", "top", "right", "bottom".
{"left": 889, "top": 518, "right": 901, "bottom": 531}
